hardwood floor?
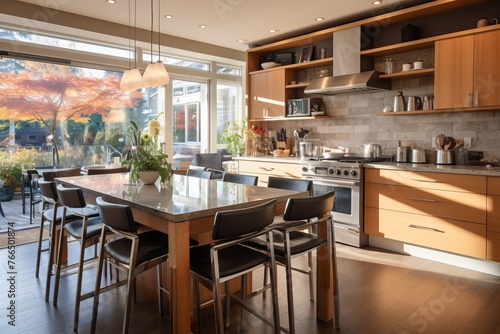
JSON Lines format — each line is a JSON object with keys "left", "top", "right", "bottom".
{"left": 0, "top": 239, "right": 499, "bottom": 333}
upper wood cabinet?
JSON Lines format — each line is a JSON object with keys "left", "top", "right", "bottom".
{"left": 248, "top": 69, "right": 297, "bottom": 119}
{"left": 435, "top": 30, "right": 500, "bottom": 109}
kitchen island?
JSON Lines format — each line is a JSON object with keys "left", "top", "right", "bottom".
{"left": 54, "top": 173, "right": 328, "bottom": 332}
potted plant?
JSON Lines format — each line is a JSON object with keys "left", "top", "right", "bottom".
{"left": 122, "top": 114, "right": 173, "bottom": 185}
{"left": 124, "top": 148, "right": 172, "bottom": 184}
{"left": 0, "top": 152, "right": 23, "bottom": 201}
{"left": 220, "top": 119, "right": 247, "bottom": 157}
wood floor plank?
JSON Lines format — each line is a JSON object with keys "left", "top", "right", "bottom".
{"left": 1, "top": 240, "right": 499, "bottom": 333}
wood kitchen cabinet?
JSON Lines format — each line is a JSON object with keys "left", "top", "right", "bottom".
{"left": 248, "top": 69, "right": 296, "bottom": 119}
{"left": 487, "top": 176, "right": 500, "bottom": 262}
{"left": 434, "top": 29, "right": 500, "bottom": 109}
{"left": 237, "top": 159, "right": 301, "bottom": 187}
{"left": 364, "top": 169, "right": 487, "bottom": 259}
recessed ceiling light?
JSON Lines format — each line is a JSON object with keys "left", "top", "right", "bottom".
{"left": 270, "top": 29, "right": 279, "bottom": 33}
{"left": 106, "top": 0, "right": 116, "bottom": 4}
{"left": 372, "top": 0, "right": 383, "bottom": 5}
{"left": 315, "top": 17, "right": 324, "bottom": 21}
{"left": 164, "top": 15, "right": 173, "bottom": 19}
{"left": 237, "top": 39, "right": 247, "bottom": 43}
{"left": 199, "top": 25, "right": 207, "bottom": 29}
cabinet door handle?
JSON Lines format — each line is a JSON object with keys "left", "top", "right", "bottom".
{"left": 409, "top": 224, "right": 445, "bottom": 233}
{"left": 407, "top": 196, "right": 437, "bottom": 203}
{"left": 468, "top": 93, "right": 473, "bottom": 107}
{"left": 410, "top": 178, "right": 439, "bottom": 183}
{"left": 475, "top": 92, "right": 480, "bottom": 106}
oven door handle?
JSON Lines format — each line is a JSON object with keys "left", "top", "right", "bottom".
{"left": 303, "top": 178, "right": 360, "bottom": 187}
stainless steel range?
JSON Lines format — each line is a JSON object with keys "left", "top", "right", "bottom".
{"left": 301, "top": 156, "right": 391, "bottom": 247}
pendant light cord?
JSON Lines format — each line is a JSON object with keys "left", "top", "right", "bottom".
{"left": 158, "top": 0, "right": 161, "bottom": 59}
{"left": 150, "top": 0, "right": 154, "bottom": 63}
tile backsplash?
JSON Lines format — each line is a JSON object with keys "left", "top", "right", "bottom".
{"left": 256, "top": 76, "right": 500, "bottom": 161}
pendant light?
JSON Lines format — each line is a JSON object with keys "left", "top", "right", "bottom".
{"left": 120, "top": 0, "right": 142, "bottom": 90}
{"left": 143, "top": 0, "right": 169, "bottom": 87}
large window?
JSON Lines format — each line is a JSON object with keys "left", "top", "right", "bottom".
{"left": 0, "top": 27, "right": 243, "bottom": 169}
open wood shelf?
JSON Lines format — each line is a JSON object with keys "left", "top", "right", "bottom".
{"left": 379, "top": 68, "right": 434, "bottom": 79}
{"left": 249, "top": 57, "right": 333, "bottom": 75}
{"left": 376, "top": 105, "right": 500, "bottom": 116}
{"left": 249, "top": 115, "right": 332, "bottom": 122}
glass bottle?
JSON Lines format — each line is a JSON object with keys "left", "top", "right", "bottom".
{"left": 384, "top": 58, "right": 394, "bottom": 74}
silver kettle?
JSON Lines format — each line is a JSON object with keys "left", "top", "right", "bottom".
{"left": 393, "top": 91, "right": 405, "bottom": 112}
{"left": 407, "top": 96, "right": 422, "bottom": 111}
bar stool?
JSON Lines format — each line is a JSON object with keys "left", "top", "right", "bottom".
{"left": 190, "top": 200, "right": 280, "bottom": 333}
{"left": 91, "top": 197, "right": 170, "bottom": 334}
{"left": 245, "top": 191, "right": 340, "bottom": 333}
{"left": 22, "top": 170, "right": 43, "bottom": 224}
{"left": 186, "top": 168, "right": 214, "bottom": 179}
{"left": 52, "top": 184, "right": 102, "bottom": 332}
{"left": 222, "top": 172, "right": 258, "bottom": 186}
{"left": 35, "top": 180, "right": 82, "bottom": 300}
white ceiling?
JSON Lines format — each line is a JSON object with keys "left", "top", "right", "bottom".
{"left": 18, "top": 0, "right": 430, "bottom": 51}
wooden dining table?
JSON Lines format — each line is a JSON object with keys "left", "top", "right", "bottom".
{"left": 55, "top": 173, "right": 336, "bottom": 333}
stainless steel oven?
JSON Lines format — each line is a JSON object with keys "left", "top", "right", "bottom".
{"left": 301, "top": 159, "right": 368, "bottom": 247}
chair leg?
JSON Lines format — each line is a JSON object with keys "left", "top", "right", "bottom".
{"left": 122, "top": 273, "right": 136, "bottom": 333}
{"left": 224, "top": 281, "right": 230, "bottom": 329}
{"left": 157, "top": 265, "right": 163, "bottom": 315}
{"left": 73, "top": 226, "right": 88, "bottom": 332}
{"left": 0, "top": 200, "right": 5, "bottom": 218}
{"left": 195, "top": 280, "right": 202, "bottom": 334}
{"left": 308, "top": 251, "right": 316, "bottom": 301}
{"left": 213, "top": 276, "right": 225, "bottom": 334}
{"left": 91, "top": 229, "right": 107, "bottom": 333}
{"left": 262, "top": 263, "right": 269, "bottom": 297}
{"left": 53, "top": 217, "right": 67, "bottom": 306}
{"left": 35, "top": 215, "right": 46, "bottom": 278}
{"left": 239, "top": 274, "right": 248, "bottom": 333}
{"left": 285, "top": 252, "right": 296, "bottom": 334}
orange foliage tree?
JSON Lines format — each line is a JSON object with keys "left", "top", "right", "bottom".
{"left": 0, "top": 61, "right": 143, "bottom": 136}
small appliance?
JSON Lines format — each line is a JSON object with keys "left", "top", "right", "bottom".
{"left": 287, "top": 98, "right": 323, "bottom": 117}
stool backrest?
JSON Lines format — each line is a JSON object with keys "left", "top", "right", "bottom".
{"left": 267, "top": 176, "right": 313, "bottom": 195}
{"left": 43, "top": 168, "right": 81, "bottom": 181}
{"left": 186, "top": 169, "right": 214, "bottom": 179}
{"left": 283, "top": 191, "right": 334, "bottom": 221}
{"left": 222, "top": 172, "right": 258, "bottom": 186}
{"left": 212, "top": 200, "right": 276, "bottom": 240}
{"left": 96, "top": 197, "right": 137, "bottom": 233}
{"left": 56, "top": 184, "right": 87, "bottom": 209}
{"left": 39, "top": 180, "right": 58, "bottom": 202}
{"left": 87, "top": 166, "right": 129, "bottom": 175}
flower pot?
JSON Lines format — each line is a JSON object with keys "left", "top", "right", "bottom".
{"left": 0, "top": 186, "right": 15, "bottom": 202}
{"left": 138, "top": 171, "right": 159, "bottom": 185}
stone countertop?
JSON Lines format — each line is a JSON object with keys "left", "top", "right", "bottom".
{"left": 364, "top": 162, "right": 500, "bottom": 176}
{"left": 55, "top": 173, "right": 307, "bottom": 222}
{"left": 234, "top": 156, "right": 302, "bottom": 164}
{"left": 234, "top": 156, "right": 500, "bottom": 176}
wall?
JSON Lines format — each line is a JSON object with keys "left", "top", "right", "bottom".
{"left": 256, "top": 49, "right": 500, "bottom": 161}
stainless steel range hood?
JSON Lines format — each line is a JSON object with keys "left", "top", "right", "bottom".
{"left": 304, "top": 26, "right": 391, "bottom": 95}
{"left": 304, "top": 70, "right": 390, "bottom": 95}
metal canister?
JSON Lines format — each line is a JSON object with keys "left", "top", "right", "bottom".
{"left": 320, "top": 48, "right": 327, "bottom": 59}
{"left": 396, "top": 146, "right": 409, "bottom": 162}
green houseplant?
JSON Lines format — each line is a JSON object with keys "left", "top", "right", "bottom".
{"left": 124, "top": 148, "right": 172, "bottom": 184}
{"left": 122, "top": 114, "right": 173, "bottom": 184}
{"left": 220, "top": 119, "right": 246, "bottom": 156}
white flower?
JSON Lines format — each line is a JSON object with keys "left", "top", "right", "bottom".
{"left": 148, "top": 119, "right": 161, "bottom": 137}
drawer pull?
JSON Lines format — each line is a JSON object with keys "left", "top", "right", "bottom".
{"left": 410, "top": 178, "right": 439, "bottom": 183}
{"left": 407, "top": 196, "right": 437, "bottom": 203}
{"left": 409, "top": 224, "right": 445, "bottom": 233}
{"left": 259, "top": 167, "right": 275, "bottom": 171}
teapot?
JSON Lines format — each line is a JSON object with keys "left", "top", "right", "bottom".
{"left": 393, "top": 91, "right": 405, "bottom": 112}
{"left": 407, "top": 96, "right": 422, "bottom": 111}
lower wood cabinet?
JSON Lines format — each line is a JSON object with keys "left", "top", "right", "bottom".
{"left": 237, "top": 159, "right": 301, "bottom": 187}
{"left": 365, "top": 168, "right": 488, "bottom": 259}
{"left": 365, "top": 207, "right": 486, "bottom": 258}
{"left": 487, "top": 176, "right": 500, "bottom": 261}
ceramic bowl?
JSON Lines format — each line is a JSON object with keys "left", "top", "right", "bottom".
{"left": 261, "top": 62, "right": 282, "bottom": 70}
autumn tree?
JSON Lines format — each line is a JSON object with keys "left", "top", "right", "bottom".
{"left": 0, "top": 61, "right": 143, "bottom": 140}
